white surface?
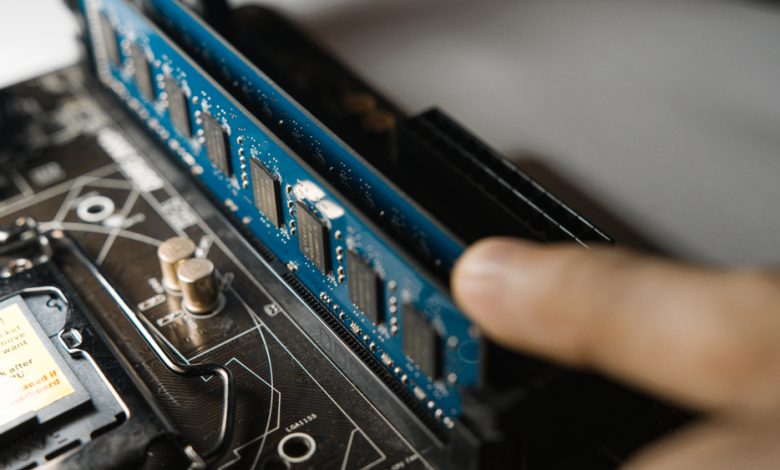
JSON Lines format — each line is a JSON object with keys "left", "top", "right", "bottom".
{"left": 2, "top": 0, "right": 778, "bottom": 265}
{"left": 0, "top": 0, "right": 79, "bottom": 88}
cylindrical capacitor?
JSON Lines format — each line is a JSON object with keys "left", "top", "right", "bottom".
{"left": 177, "top": 257, "right": 220, "bottom": 314}
{"left": 158, "top": 237, "right": 196, "bottom": 291}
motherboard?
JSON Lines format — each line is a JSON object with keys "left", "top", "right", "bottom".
{"left": 0, "top": 65, "right": 443, "bottom": 469}
{"left": 0, "top": 1, "right": 687, "bottom": 468}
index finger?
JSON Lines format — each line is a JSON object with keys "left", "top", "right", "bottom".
{"left": 451, "top": 238, "right": 780, "bottom": 416}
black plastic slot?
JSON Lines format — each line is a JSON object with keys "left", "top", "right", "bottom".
{"left": 281, "top": 272, "right": 449, "bottom": 439}
{"left": 400, "top": 109, "right": 611, "bottom": 245}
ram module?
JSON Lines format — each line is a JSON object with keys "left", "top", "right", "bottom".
{"left": 79, "top": 0, "right": 477, "bottom": 426}
{"left": 145, "top": 0, "right": 464, "bottom": 277}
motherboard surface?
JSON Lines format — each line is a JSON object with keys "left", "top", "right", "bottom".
{"left": 0, "top": 66, "right": 447, "bottom": 469}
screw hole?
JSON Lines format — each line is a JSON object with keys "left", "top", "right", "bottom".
{"left": 60, "top": 329, "right": 83, "bottom": 349}
{"left": 277, "top": 433, "right": 316, "bottom": 463}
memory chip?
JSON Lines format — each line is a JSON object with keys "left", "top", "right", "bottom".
{"left": 296, "top": 201, "right": 330, "bottom": 273}
{"left": 129, "top": 43, "right": 154, "bottom": 102}
{"left": 402, "top": 304, "right": 442, "bottom": 380}
{"left": 250, "top": 159, "right": 282, "bottom": 227}
{"left": 98, "top": 13, "right": 120, "bottom": 67}
{"left": 347, "top": 250, "right": 383, "bottom": 324}
{"left": 164, "top": 76, "right": 191, "bottom": 138}
{"left": 201, "top": 112, "right": 232, "bottom": 176}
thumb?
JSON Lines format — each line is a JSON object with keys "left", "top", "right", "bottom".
{"left": 451, "top": 237, "right": 780, "bottom": 415}
{"left": 451, "top": 237, "right": 596, "bottom": 364}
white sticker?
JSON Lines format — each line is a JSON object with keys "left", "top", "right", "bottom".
{"left": 0, "top": 303, "right": 76, "bottom": 426}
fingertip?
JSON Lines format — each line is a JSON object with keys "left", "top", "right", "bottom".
{"left": 451, "top": 237, "right": 538, "bottom": 337}
{"left": 452, "top": 237, "right": 532, "bottom": 299}
{"left": 452, "top": 238, "right": 604, "bottom": 358}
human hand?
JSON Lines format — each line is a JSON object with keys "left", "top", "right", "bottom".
{"left": 452, "top": 238, "right": 780, "bottom": 469}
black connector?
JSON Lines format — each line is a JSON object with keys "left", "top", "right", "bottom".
{"left": 400, "top": 108, "right": 612, "bottom": 245}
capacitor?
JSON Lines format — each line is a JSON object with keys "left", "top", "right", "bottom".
{"left": 177, "top": 257, "right": 219, "bottom": 314}
{"left": 157, "top": 237, "right": 196, "bottom": 291}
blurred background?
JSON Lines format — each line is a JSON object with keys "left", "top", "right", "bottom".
{"left": 2, "top": 0, "right": 779, "bottom": 265}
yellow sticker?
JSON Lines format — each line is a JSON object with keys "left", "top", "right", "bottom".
{"left": 0, "top": 302, "right": 75, "bottom": 426}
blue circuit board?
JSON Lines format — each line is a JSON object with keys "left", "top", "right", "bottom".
{"left": 79, "top": 0, "right": 480, "bottom": 425}
{"left": 147, "top": 0, "right": 465, "bottom": 273}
